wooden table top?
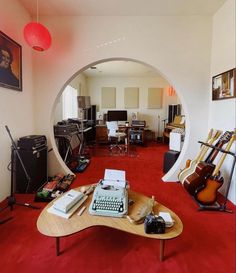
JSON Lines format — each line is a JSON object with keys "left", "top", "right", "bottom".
{"left": 37, "top": 186, "right": 183, "bottom": 240}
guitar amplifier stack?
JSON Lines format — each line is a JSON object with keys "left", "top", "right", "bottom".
{"left": 17, "top": 135, "right": 47, "bottom": 150}
{"left": 14, "top": 135, "right": 48, "bottom": 193}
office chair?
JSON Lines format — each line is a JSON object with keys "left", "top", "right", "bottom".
{"left": 106, "top": 121, "right": 127, "bottom": 154}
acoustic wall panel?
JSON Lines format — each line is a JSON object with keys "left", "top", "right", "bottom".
{"left": 124, "top": 87, "right": 139, "bottom": 108}
{"left": 101, "top": 87, "right": 116, "bottom": 108}
{"left": 147, "top": 88, "right": 163, "bottom": 109}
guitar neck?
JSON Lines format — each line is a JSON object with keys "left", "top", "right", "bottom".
{"left": 198, "top": 131, "right": 222, "bottom": 162}
{"left": 195, "top": 129, "right": 213, "bottom": 162}
{"left": 206, "top": 142, "right": 224, "bottom": 163}
{"left": 212, "top": 134, "right": 236, "bottom": 176}
{"left": 205, "top": 131, "right": 233, "bottom": 164}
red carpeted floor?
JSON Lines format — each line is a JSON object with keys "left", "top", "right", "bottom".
{"left": 0, "top": 142, "right": 235, "bottom": 273}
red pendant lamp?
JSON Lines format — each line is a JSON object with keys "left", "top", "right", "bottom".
{"left": 23, "top": 0, "right": 51, "bottom": 51}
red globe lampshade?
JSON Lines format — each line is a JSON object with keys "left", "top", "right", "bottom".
{"left": 23, "top": 22, "right": 52, "bottom": 51}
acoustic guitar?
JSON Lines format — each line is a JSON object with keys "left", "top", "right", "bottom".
{"left": 183, "top": 131, "right": 233, "bottom": 196}
{"left": 194, "top": 132, "right": 236, "bottom": 205}
{"left": 178, "top": 129, "right": 221, "bottom": 184}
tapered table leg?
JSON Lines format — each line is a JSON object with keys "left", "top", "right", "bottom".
{"left": 56, "top": 237, "right": 60, "bottom": 256}
{"left": 160, "top": 239, "right": 165, "bottom": 261}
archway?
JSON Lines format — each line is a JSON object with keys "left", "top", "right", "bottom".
{"left": 50, "top": 57, "right": 187, "bottom": 181}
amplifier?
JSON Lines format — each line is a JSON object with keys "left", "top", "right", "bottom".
{"left": 131, "top": 120, "right": 146, "bottom": 127}
{"left": 54, "top": 123, "right": 79, "bottom": 137}
{"left": 18, "top": 135, "right": 47, "bottom": 150}
{"left": 14, "top": 145, "right": 48, "bottom": 193}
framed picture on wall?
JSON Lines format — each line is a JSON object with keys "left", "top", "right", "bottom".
{"left": 0, "top": 31, "right": 22, "bottom": 91}
{"left": 212, "top": 68, "right": 236, "bottom": 100}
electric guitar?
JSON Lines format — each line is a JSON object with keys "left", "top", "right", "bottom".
{"left": 178, "top": 129, "right": 221, "bottom": 184}
{"left": 194, "top": 132, "right": 236, "bottom": 205}
{"left": 183, "top": 131, "right": 233, "bottom": 196}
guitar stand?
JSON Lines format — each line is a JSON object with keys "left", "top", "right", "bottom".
{"left": 197, "top": 200, "right": 232, "bottom": 213}
{"left": 195, "top": 141, "right": 236, "bottom": 213}
{"left": 0, "top": 126, "right": 40, "bottom": 225}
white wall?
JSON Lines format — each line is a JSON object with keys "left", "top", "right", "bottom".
{"left": 209, "top": 0, "right": 236, "bottom": 203}
{"left": 0, "top": 0, "right": 34, "bottom": 201}
{"left": 32, "top": 15, "right": 211, "bottom": 186}
{"left": 87, "top": 75, "right": 179, "bottom": 135}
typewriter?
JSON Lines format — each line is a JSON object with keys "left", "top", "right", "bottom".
{"left": 89, "top": 169, "right": 128, "bottom": 218}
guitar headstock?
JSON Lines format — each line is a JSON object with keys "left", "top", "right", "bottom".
{"left": 218, "top": 131, "right": 233, "bottom": 145}
{"left": 206, "top": 129, "right": 213, "bottom": 141}
{"left": 231, "top": 129, "right": 236, "bottom": 141}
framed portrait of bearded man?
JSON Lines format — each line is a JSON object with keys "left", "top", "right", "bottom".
{"left": 0, "top": 31, "right": 22, "bottom": 91}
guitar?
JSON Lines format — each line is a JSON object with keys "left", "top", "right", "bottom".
{"left": 183, "top": 131, "right": 233, "bottom": 196}
{"left": 178, "top": 129, "right": 221, "bottom": 184}
{"left": 194, "top": 132, "right": 236, "bottom": 205}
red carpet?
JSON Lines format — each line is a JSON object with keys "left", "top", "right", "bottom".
{"left": 0, "top": 142, "right": 235, "bottom": 273}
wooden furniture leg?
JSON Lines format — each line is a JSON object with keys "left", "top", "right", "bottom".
{"left": 160, "top": 239, "right": 165, "bottom": 261}
{"left": 56, "top": 237, "right": 60, "bottom": 256}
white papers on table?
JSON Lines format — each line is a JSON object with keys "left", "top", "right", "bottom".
{"left": 103, "top": 169, "right": 126, "bottom": 188}
{"left": 104, "top": 169, "right": 126, "bottom": 181}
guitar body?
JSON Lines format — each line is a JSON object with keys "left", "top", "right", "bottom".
{"left": 183, "top": 162, "right": 215, "bottom": 196}
{"left": 178, "top": 129, "right": 222, "bottom": 185}
{"left": 178, "top": 159, "right": 198, "bottom": 184}
{"left": 194, "top": 177, "right": 224, "bottom": 205}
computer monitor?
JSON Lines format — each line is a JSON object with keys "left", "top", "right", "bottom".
{"left": 107, "top": 110, "right": 127, "bottom": 122}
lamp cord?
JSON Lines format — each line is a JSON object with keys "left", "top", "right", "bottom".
{"left": 36, "top": 0, "right": 39, "bottom": 23}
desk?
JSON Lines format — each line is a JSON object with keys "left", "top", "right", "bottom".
{"left": 37, "top": 186, "right": 183, "bottom": 261}
{"left": 96, "top": 125, "right": 149, "bottom": 145}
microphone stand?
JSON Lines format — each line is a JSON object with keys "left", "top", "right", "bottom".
{"left": 0, "top": 126, "right": 40, "bottom": 224}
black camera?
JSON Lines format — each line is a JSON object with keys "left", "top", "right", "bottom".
{"left": 144, "top": 213, "right": 165, "bottom": 234}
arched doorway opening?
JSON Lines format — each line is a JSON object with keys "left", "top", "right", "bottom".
{"left": 51, "top": 57, "right": 186, "bottom": 177}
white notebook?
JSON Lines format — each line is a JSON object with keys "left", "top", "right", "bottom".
{"left": 53, "top": 189, "right": 84, "bottom": 213}
{"left": 47, "top": 195, "right": 88, "bottom": 219}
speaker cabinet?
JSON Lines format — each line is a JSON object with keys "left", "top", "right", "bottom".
{"left": 163, "top": 150, "right": 180, "bottom": 173}
{"left": 13, "top": 146, "right": 47, "bottom": 193}
{"left": 87, "top": 105, "right": 96, "bottom": 123}
{"left": 87, "top": 105, "right": 97, "bottom": 142}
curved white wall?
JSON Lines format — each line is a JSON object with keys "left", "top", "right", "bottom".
{"left": 33, "top": 16, "right": 211, "bottom": 182}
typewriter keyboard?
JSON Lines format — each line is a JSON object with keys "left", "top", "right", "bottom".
{"left": 91, "top": 196, "right": 124, "bottom": 213}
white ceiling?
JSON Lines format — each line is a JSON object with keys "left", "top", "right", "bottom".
{"left": 19, "top": 0, "right": 226, "bottom": 16}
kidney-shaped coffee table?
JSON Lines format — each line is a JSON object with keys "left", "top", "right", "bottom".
{"left": 37, "top": 186, "right": 183, "bottom": 261}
